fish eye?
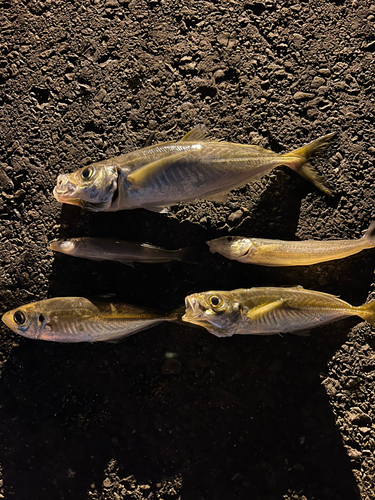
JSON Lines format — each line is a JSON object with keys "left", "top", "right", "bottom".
{"left": 39, "top": 314, "right": 45, "bottom": 323}
{"left": 226, "top": 236, "right": 234, "bottom": 242}
{"left": 210, "top": 295, "right": 221, "bottom": 307}
{"left": 13, "top": 310, "right": 26, "bottom": 326}
{"left": 81, "top": 166, "right": 94, "bottom": 180}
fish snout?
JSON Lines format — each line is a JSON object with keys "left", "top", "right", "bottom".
{"left": 49, "top": 239, "right": 75, "bottom": 254}
{"left": 54, "top": 174, "right": 76, "bottom": 196}
{"left": 184, "top": 295, "right": 196, "bottom": 311}
{"left": 53, "top": 175, "right": 83, "bottom": 207}
{"left": 182, "top": 296, "right": 197, "bottom": 322}
{"left": 1, "top": 311, "right": 14, "bottom": 332}
{"left": 183, "top": 294, "right": 208, "bottom": 320}
{"left": 206, "top": 240, "right": 214, "bottom": 252}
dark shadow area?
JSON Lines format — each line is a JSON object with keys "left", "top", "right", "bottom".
{"left": 0, "top": 175, "right": 368, "bottom": 499}
{"left": 0, "top": 318, "right": 362, "bottom": 500}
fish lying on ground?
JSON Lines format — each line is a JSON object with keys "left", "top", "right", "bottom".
{"left": 2, "top": 297, "right": 180, "bottom": 342}
{"left": 50, "top": 237, "right": 197, "bottom": 265}
{"left": 182, "top": 287, "right": 375, "bottom": 337}
{"left": 53, "top": 126, "right": 336, "bottom": 213}
{"left": 207, "top": 221, "right": 375, "bottom": 267}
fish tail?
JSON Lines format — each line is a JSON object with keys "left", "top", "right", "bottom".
{"left": 176, "top": 244, "right": 204, "bottom": 264}
{"left": 166, "top": 306, "right": 185, "bottom": 323}
{"left": 363, "top": 221, "right": 375, "bottom": 247}
{"left": 281, "top": 132, "right": 337, "bottom": 196}
{"left": 358, "top": 299, "right": 375, "bottom": 327}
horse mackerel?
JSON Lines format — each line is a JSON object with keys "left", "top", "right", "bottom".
{"left": 207, "top": 221, "right": 375, "bottom": 267}
{"left": 182, "top": 287, "right": 375, "bottom": 338}
{"left": 50, "top": 237, "right": 197, "bottom": 265}
{"left": 2, "top": 297, "right": 181, "bottom": 343}
{"left": 53, "top": 126, "right": 336, "bottom": 213}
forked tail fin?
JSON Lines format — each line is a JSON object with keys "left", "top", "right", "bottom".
{"left": 281, "top": 132, "right": 337, "bottom": 196}
{"left": 166, "top": 306, "right": 186, "bottom": 324}
{"left": 363, "top": 221, "right": 375, "bottom": 248}
{"left": 358, "top": 299, "right": 375, "bottom": 327}
{"left": 175, "top": 244, "right": 205, "bottom": 264}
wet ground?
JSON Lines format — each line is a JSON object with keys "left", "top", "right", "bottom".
{"left": 1, "top": 0, "right": 375, "bottom": 499}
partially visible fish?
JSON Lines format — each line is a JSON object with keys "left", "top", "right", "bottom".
{"left": 2, "top": 297, "right": 180, "bottom": 342}
{"left": 50, "top": 237, "right": 197, "bottom": 265}
{"left": 182, "top": 287, "right": 375, "bottom": 337}
{"left": 53, "top": 126, "right": 336, "bottom": 213}
{"left": 207, "top": 221, "right": 375, "bottom": 267}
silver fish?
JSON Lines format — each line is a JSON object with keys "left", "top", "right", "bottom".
{"left": 182, "top": 287, "right": 375, "bottom": 337}
{"left": 2, "top": 297, "right": 180, "bottom": 342}
{"left": 53, "top": 126, "right": 336, "bottom": 213}
{"left": 207, "top": 222, "right": 375, "bottom": 267}
{"left": 49, "top": 238, "right": 196, "bottom": 265}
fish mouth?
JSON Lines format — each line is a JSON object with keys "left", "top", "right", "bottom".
{"left": 53, "top": 186, "right": 84, "bottom": 207}
{"left": 53, "top": 174, "right": 84, "bottom": 207}
{"left": 182, "top": 296, "right": 208, "bottom": 326}
{"left": 49, "top": 240, "right": 60, "bottom": 251}
{"left": 1, "top": 312, "right": 15, "bottom": 333}
{"left": 205, "top": 240, "right": 216, "bottom": 253}
{"left": 49, "top": 239, "right": 75, "bottom": 253}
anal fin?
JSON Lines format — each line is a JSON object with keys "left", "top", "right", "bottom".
{"left": 204, "top": 191, "right": 229, "bottom": 203}
{"left": 143, "top": 205, "right": 170, "bottom": 214}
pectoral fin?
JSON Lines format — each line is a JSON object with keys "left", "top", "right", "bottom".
{"left": 117, "top": 260, "right": 135, "bottom": 267}
{"left": 246, "top": 299, "right": 285, "bottom": 321}
{"left": 126, "top": 151, "right": 195, "bottom": 189}
{"left": 179, "top": 125, "right": 209, "bottom": 142}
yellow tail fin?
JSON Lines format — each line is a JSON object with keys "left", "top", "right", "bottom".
{"left": 282, "top": 132, "right": 337, "bottom": 196}
{"left": 364, "top": 221, "right": 375, "bottom": 245}
{"left": 359, "top": 299, "right": 375, "bottom": 327}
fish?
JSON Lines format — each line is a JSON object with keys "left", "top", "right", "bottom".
{"left": 1, "top": 297, "right": 181, "bottom": 342}
{"left": 207, "top": 221, "right": 375, "bottom": 267}
{"left": 182, "top": 286, "right": 375, "bottom": 337}
{"left": 53, "top": 126, "right": 336, "bottom": 213}
{"left": 49, "top": 237, "right": 197, "bottom": 265}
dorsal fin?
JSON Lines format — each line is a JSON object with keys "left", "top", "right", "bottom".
{"left": 179, "top": 125, "right": 209, "bottom": 142}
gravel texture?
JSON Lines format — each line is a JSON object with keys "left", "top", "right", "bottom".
{"left": 1, "top": 0, "right": 375, "bottom": 499}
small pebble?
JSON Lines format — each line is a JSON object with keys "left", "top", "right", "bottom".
{"left": 228, "top": 210, "right": 243, "bottom": 222}
{"left": 293, "top": 91, "right": 315, "bottom": 101}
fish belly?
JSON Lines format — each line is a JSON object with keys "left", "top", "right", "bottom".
{"left": 53, "top": 317, "right": 164, "bottom": 342}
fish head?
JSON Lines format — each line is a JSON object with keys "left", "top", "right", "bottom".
{"left": 2, "top": 298, "right": 95, "bottom": 342}
{"left": 2, "top": 302, "right": 52, "bottom": 340}
{"left": 207, "top": 236, "right": 252, "bottom": 260}
{"left": 53, "top": 163, "right": 118, "bottom": 211}
{"left": 182, "top": 291, "right": 241, "bottom": 337}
